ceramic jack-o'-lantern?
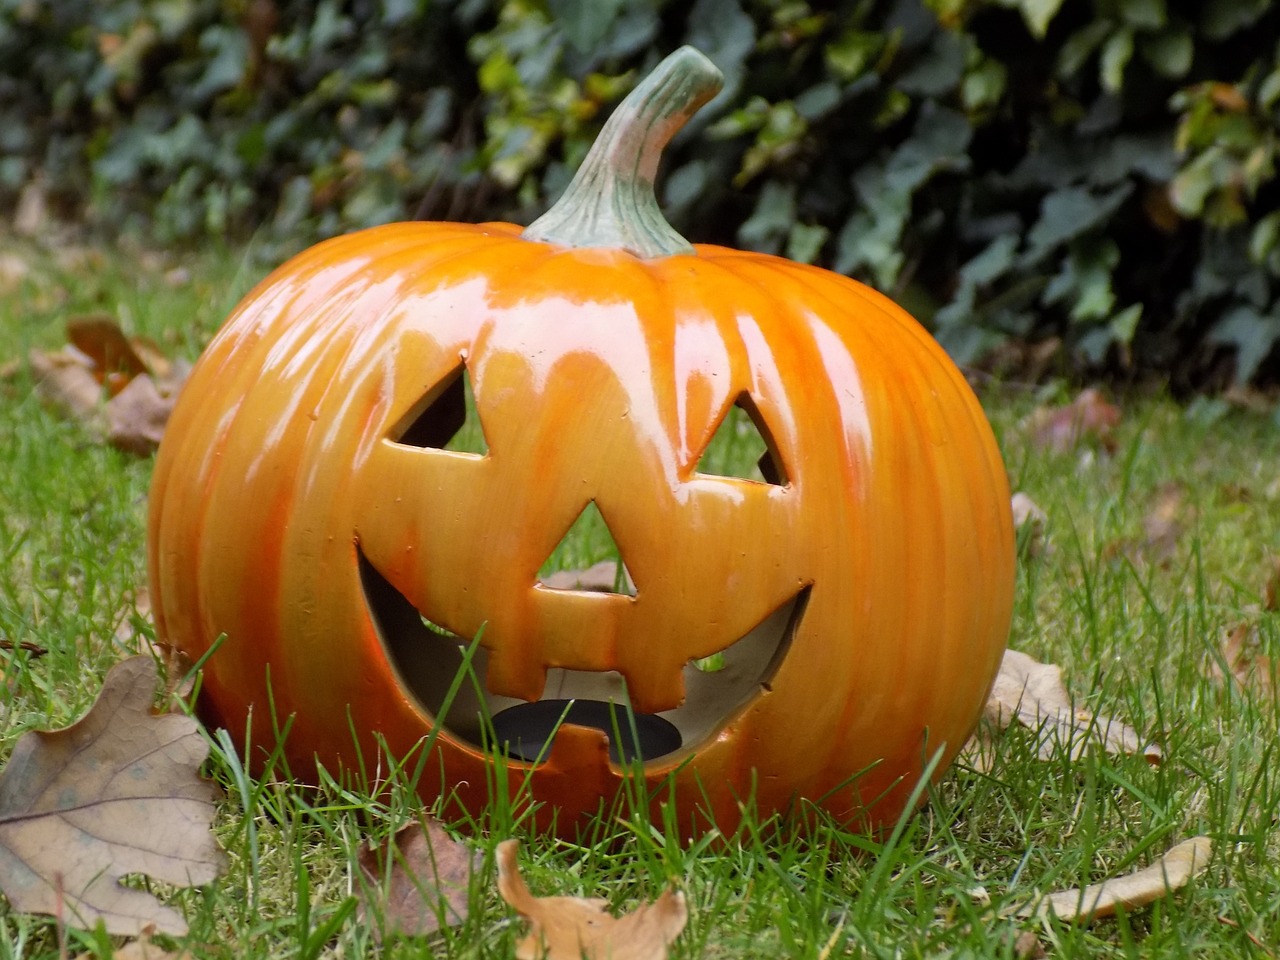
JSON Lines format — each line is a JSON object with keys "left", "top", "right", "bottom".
{"left": 147, "top": 46, "right": 1015, "bottom": 835}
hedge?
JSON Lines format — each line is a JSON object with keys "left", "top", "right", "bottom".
{"left": 1, "top": 0, "right": 1277, "bottom": 388}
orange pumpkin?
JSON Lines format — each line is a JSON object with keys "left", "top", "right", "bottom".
{"left": 148, "top": 47, "right": 1014, "bottom": 834}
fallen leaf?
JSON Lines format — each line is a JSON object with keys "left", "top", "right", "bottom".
{"left": 66, "top": 314, "right": 150, "bottom": 388}
{"left": 357, "top": 819, "right": 478, "bottom": 941}
{"left": 1012, "top": 929, "right": 1046, "bottom": 959}
{"left": 110, "top": 589, "right": 195, "bottom": 707}
{"left": 497, "top": 839, "right": 686, "bottom": 960}
{"left": 74, "top": 923, "right": 194, "bottom": 959}
{"left": 14, "top": 179, "right": 49, "bottom": 236}
{"left": 0, "top": 656, "right": 225, "bottom": 935}
{"left": 1208, "top": 622, "right": 1273, "bottom": 700}
{"left": 1011, "top": 493, "right": 1048, "bottom": 556}
{"left": 1026, "top": 836, "right": 1212, "bottom": 922}
{"left": 28, "top": 318, "right": 189, "bottom": 454}
{"left": 107, "top": 374, "right": 176, "bottom": 455}
{"left": 973, "top": 649, "right": 1162, "bottom": 764}
{"left": 29, "top": 348, "right": 106, "bottom": 427}
{"left": 0, "top": 252, "right": 31, "bottom": 294}
{"left": 1140, "top": 482, "right": 1192, "bottom": 562}
{"left": 1026, "top": 388, "right": 1121, "bottom": 455}
{"left": 1206, "top": 559, "right": 1280, "bottom": 699}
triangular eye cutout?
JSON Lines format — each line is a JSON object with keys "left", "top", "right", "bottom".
{"left": 695, "top": 393, "right": 788, "bottom": 486}
{"left": 537, "top": 501, "right": 636, "bottom": 596}
{"left": 390, "top": 363, "right": 488, "bottom": 455}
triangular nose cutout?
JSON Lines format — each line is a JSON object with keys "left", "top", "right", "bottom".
{"left": 695, "top": 393, "right": 788, "bottom": 486}
{"left": 391, "top": 364, "right": 488, "bottom": 456}
{"left": 537, "top": 501, "right": 636, "bottom": 596}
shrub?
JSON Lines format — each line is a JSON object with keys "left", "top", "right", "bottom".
{"left": 1, "top": 0, "right": 1277, "bottom": 387}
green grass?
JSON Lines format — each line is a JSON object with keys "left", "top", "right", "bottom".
{"left": 2, "top": 233, "right": 1280, "bottom": 957}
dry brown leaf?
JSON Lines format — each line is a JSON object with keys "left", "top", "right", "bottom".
{"left": 1011, "top": 493, "right": 1048, "bottom": 556}
{"left": 107, "top": 374, "right": 176, "bottom": 455}
{"left": 356, "top": 819, "right": 478, "bottom": 941}
{"left": 14, "top": 179, "right": 49, "bottom": 236}
{"left": 497, "top": 839, "right": 686, "bottom": 960}
{"left": 74, "top": 923, "right": 194, "bottom": 960}
{"left": 28, "top": 317, "right": 189, "bottom": 454}
{"left": 1209, "top": 622, "right": 1274, "bottom": 700}
{"left": 975, "top": 649, "right": 1162, "bottom": 764}
{"left": 1026, "top": 388, "right": 1121, "bottom": 455}
{"left": 1140, "top": 482, "right": 1194, "bottom": 563}
{"left": 1206, "top": 559, "right": 1280, "bottom": 699}
{"left": 0, "top": 252, "right": 31, "bottom": 294}
{"left": 29, "top": 348, "right": 106, "bottom": 426}
{"left": 110, "top": 587, "right": 196, "bottom": 708}
{"left": 66, "top": 314, "right": 150, "bottom": 387}
{"left": 0, "top": 656, "right": 225, "bottom": 935}
{"left": 1012, "top": 929, "right": 1046, "bottom": 959}
{"left": 1026, "top": 836, "right": 1212, "bottom": 922}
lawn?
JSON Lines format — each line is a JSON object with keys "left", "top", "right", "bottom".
{"left": 2, "top": 234, "right": 1279, "bottom": 958}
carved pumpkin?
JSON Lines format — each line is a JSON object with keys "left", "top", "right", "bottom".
{"left": 148, "top": 47, "right": 1014, "bottom": 834}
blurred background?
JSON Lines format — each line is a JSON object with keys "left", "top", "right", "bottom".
{"left": 1, "top": 0, "right": 1277, "bottom": 390}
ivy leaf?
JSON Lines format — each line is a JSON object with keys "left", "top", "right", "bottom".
{"left": 547, "top": 0, "right": 626, "bottom": 53}
{"left": 686, "top": 0, "right": 755, "bottom": 105}
{"left": 0, "top": 657, "right": 225, "bottom": 936}
{"left": 1024, "top": 184, "right": 1132, "bottom": 263}
{"left": 1140, "top": 28, "right": 1193, "bottom": 79}
{"left": 1000, "top": 0, "right": 1068, "bottom": 39}
{"left": 1119, "top": 0, "right": 1166, "bottom": 30}
{"left": 1099, "top": 28, "right": 1134, "bottom": 93}
{"left": 1207, "top": 305, "right": 1280, "bottom": 385}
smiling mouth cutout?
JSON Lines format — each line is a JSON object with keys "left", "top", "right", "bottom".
{"left": 357, "top": 546, "right": 810, "bottom": 765}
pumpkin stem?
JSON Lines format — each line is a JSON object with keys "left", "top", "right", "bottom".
{"left": 522, "top": 46, "right": 723, "bottom": 259}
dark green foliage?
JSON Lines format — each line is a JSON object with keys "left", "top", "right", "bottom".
{"left": 1, "top": 0, "right": 1277, "bottom": 387}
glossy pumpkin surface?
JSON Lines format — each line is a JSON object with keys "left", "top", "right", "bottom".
{"left": 147, "top": 49, "right": 1014, "bottom": 834}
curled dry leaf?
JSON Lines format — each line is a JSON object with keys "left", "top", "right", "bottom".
{"left": 73, "top": 923, "right": 194, "bottom": 960}
{"left": 1012, "top": 930, "right": 1046, "bottom": 960}
{"left": 356, "top": 819, "right": 478, "bottom": 941}
{"left": 66, "top": 314, "right": 150, "bottom": 389}
{"left": 0, "top": 252, "right": 31, "bottom": 294}
{"left": 1141, "top": 482, "right": 1190, "bottom": 561}
{"left": 497, "top": 840, "right": 687, "bottom": 960}
{"left": 107, "top": 374, "right": 178, "bottom": 455}
{"left": 1265, "top": 556, "right": 1280, "bottom": 612}
{"left": 29, "top": 348, "right": 106, "bottom": 426}
{"left": 0, "top": 656, "right": 225, "bottom": 936}
{"left": 966, "top": 649, "right": 1162, "bottom": 767}
{"left": 1025, "top": 388, "right": 1121, "bottom": 455}
{"left": 1206, "top": 558, "right": 1280, "bottom": 700}
{"left": 1025, "top": 836, "right": 1212, "bottom": 922}
{"left": 1011, "top": 493, "right": 1048, "bottom": 556}
{"left": 27, "top": 317, "right": 190, "bottom": 455}
{"left": 1209, "top": 622, "right": 1274, "bottom": 700}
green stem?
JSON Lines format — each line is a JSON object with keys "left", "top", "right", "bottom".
{"left": 522, "top": 46, "right": 723, "bottom": 259}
